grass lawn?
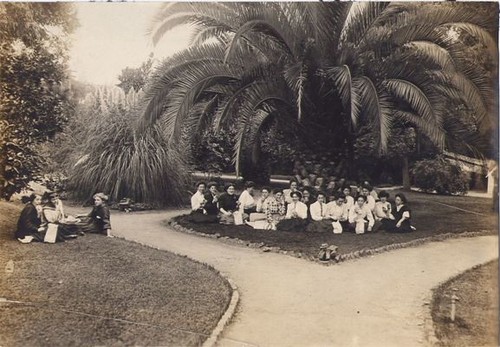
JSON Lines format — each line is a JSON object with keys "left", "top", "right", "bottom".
{"left": 174, "top": 190, "right": 498, "bottom": 260}
{"left": 431, "top": 259, "right": 498, "bottom": 347}
{"left": 0, "top": 201, "right": 231, "bottom": 347}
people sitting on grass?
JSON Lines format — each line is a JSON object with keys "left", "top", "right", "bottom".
{"left": 273, "top": 189, "right": 286, "bottom": 218}
{"left": 348, "top": 195, "right": 375, "bottom": 234}
{"left": 373, "top": 190, "right": 395, "bottom": 230}
{"left": 382, "top": 193, "right": 415, "bottom": 233}
{"left": 326, "top": 192, "right": 350, "bottom": 234}
{"left": 276, "top": 191, "right": 308, "bottom": 232}
{"left": 218, "top": 183, "right": 240, "bottom": 225}
{"left": 16, "top": 193, "right": 45, "bottom": 243}
{"left": 283, "top": 179, "right": 299, "bottom": 204}
{"left": 361, "top": 184, "right": 376, "bottom": 212}
{"left": 42, "top": 191, "right": 78, "bottom": 241}
{"left": 189, "top": 182, "right": 218, "bottom": 223}
{"left": 76, "top": 193, "right": 112, "bottom": 237}
{"left": 246, "top": 187, "right": 277, "bottom": 230}
{"left": 203, "top": 182, "right": 220, "bottom": 217}
{"left": 342, "top": 185, "right": 355, "bottom": 211}
{"left": 238, "top": 181, "right": 257, "bottom": 215}
{"left": 306, "top": 192, "right": 332, "bottom": 233}
{"left": 301, "top": 187, "right": 314, "bottom": 220}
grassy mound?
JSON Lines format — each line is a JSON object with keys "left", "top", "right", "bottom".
{"left": 175, "top": 190, "right": 497, "bottom": 260}
{"left": 0, "top": 201, "right": 231, "bottom": 346}
{"left": 431, "top": 260, "right": 498, "bottom": 346}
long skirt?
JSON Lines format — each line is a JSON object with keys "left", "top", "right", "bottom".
{"left": 382, "top": 219, "right": 413, "bottom": 233}
{"left": 188, "top": 210, "right": 218, "bottom": 223}
{"left": 276, "top": 218, "right": 308, "bottom": 232}
{"left": 75, "top": 217, "right": 106, "bottom": 234}
{"left": 306, "top": 220, "right": 332, "bottom": 233}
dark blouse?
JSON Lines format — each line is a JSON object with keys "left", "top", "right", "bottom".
{"left": 393, "top": 204, "right": 412, "bottom": 232}
{"left": 218, "top": 193, "right": 239, "bottom": 212}
{"left": 88, "top": 205, "right": 111, "bottom": 231}
{"left": 16, "top": 203, "right": 41, "bottom": 239}
{"left": 203, "top": 193, "right": 219, "bottom": 215}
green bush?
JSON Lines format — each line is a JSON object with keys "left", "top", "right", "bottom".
{"left": 411, "top": 155, "right": 469, "bottom": 195}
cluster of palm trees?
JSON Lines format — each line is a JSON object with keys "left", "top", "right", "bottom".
{"left": 140, "top": 2, "right": 497, "bottom": 178}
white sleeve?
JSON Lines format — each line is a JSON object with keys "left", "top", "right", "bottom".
{"left": 310, "top": 203, "right": 322, "bottom": 221}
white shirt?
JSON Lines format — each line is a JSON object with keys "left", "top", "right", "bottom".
{"left": 191, "top": 191, "right": 205, "bottom": 211}
{"left": 348, "top": 204, "right": 375, "bottom": 228}
{"left": 238, "top": 190, "right": 256, "bottom": 209}
{"left": 326, "top": 201, "right": 349, "bottom": 221}
{"left": 310, "top": 201, "right": 327, "bottom": 221}
{"left": 374, "top": 201, "right": 393, "bottom": 220}
{"left": 365, "top": 195, "right": 376, "bottom": 212}
{"left": 345, "top": 195, "right": 354, "bottom": 210}
{"left": 285, "top": 201, "right": 308, "bottom": 219}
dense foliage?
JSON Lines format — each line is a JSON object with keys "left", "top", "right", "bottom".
{"left": 0, "top": 3, "right": 77, "bottom": 200}
{"left": 65, "top": 87, "right": 188, "bottom": 206}
{"left": 412, "top": 155, "right": 469, "bottom": 195}
{"left": 142, "top": 2, "right": 497, "bottom": 180}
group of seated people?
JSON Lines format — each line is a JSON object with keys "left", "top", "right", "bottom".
{"left": 15, "top": 191, "right": 112, "bottom": 244}
{"left": 189, "top": 179, "right": 415, "bottom": 234}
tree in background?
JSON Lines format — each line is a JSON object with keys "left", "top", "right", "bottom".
{"left": 0, "top": 3, "right": 77, "bottom": 200}
{"left": 142, "top": 2, "right": 497, "bottom": 185}
{"left": 116, "top": 54, "right": 154, "bottom": 93}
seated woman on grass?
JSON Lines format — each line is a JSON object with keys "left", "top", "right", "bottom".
{"left": 361, "top": 185, "right": 376, "bottom": 212}
{"left": 306, "top": 192, "right": 331, "bottom": 233}
{"left": 238, "top": 181, "right": 257, "bottom": 215}
{"left": 301, "top": 187, "right": 314, "bottom": 220}
{"left": 76, "top": 193, "right": 112, "bottom": 237}
{"left": 218, "top": 183, "right": 239, "bottom": 225}
{"left": 246, "top": 187, "right": 277, "bottom": 230}
{"left": 383, "top": 193, "right": 415, "bottom": 233}
{"left": 273, "top": 189, "right": 286, "bottom": 219}
{"left": 276, "top": 191, "right": 308, "bottom": 232}
{"left": 42, "top": 191, "right": 78, "bottom": 240}
{"left": 348, "top": 195, "right": 375, "bottom": 234}
{"left": 373, "top": 190, "right": 394, "bottom": 231}
{"left": 326, "top": 193, "right": 350, "bottom": 234}
{"left": 189, "top": 182, "right": 218, "bottom": 223}
{"left": 283, "top": 179, "right": 299, "bottom": 204}
{"left": 16, "top": 193, "right": 45, "bottom": 243}
{"left": 342, "top": 185, "right": 355, "bottom": 211}
{"left": 202, "top": 182, "right": 220, "bottom": 219}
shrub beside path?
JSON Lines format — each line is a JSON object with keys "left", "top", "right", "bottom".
{"left": 110, "top": 210, "right": 497, "bottom": 347}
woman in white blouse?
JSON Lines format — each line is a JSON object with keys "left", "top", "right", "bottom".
{"left": 348, "top": 195, "right": 375, "bottom": 234}
{"left": 276, "top": 191, "right": 308, "bottom": 232}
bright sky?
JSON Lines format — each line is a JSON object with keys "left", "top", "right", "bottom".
{"left": 69, "top": 2, "right": 191, "bottom": 85}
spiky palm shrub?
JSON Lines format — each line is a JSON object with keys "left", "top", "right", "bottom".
{"left": 143, "top": 2, "right": 497, "bottom": 175}
{"left": 68, "top": 87, "right": 188, "bottom": 206}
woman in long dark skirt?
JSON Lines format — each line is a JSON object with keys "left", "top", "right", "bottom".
{"left": 42, "top": 191, "right": 78, "bottom": 241}
{"left": 76, "top": 193, "right": 112, "bottom": 237}
{"left": 188, "top": 182, "right": 218, "bottom": 223}
{"left": 16, "top": 194, "right": 45, "bottom": 243}
{"left": 383, "top": 193, "right": 414, "bottom": 233}
{"left": 276, "top": 191, "right": 308, "bottom": 232}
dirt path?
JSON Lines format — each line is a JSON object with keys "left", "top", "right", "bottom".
{"left": 96, "top": 209, "right": 497, "bottom": 347}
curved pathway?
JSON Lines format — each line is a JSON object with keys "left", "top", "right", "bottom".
{"left": 110, "top": 210, "right": 497, "bottom": 347}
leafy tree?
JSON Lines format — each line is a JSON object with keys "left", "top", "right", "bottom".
{"left": 0, "top": 3, "right": 77, "bottom": 199}
{"left": 142, "top": 2, "right": 497, "bottom": 182}
{"left": 117, "top": 54, "right": 154, "bottom": 93}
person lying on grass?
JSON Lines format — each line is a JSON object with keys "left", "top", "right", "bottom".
{"left": 76, "top": 193, "right": 112, "bottom": 237}
{"left": 348, "top": 195, "right": 375, "bottom": 234}
{"left": 16, "top": 193, "right": 45, "bottom": 243}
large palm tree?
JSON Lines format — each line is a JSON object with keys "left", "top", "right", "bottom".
{"left": 142, "top": 2, "right": 497, "bottom": 176}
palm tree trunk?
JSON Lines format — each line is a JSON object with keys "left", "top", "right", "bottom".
{"left": 402, "top": 156, "right": 411, "bottom": 191}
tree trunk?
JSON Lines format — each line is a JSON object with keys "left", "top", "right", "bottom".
{"left": 402, "top": 156, "right": 411, "bottom": 191}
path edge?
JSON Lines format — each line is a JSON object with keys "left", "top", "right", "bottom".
{"left": 113, "top": 234, "right": 240, "bottom": 347}
{"left": 202, "top": 276, "right": 240, "bottom": 347}
{"left": 168, "top": 215, "right": 496, "bottom": 265}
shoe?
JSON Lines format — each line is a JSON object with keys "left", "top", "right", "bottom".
{"left": 410, "top": 226, "right": 416, "bottom": 231}
{"left": 17, "top": 236, "right": 34, "bottom": 244}
{"left": 66, "top": 234, "right": 78, "bottom": 238}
